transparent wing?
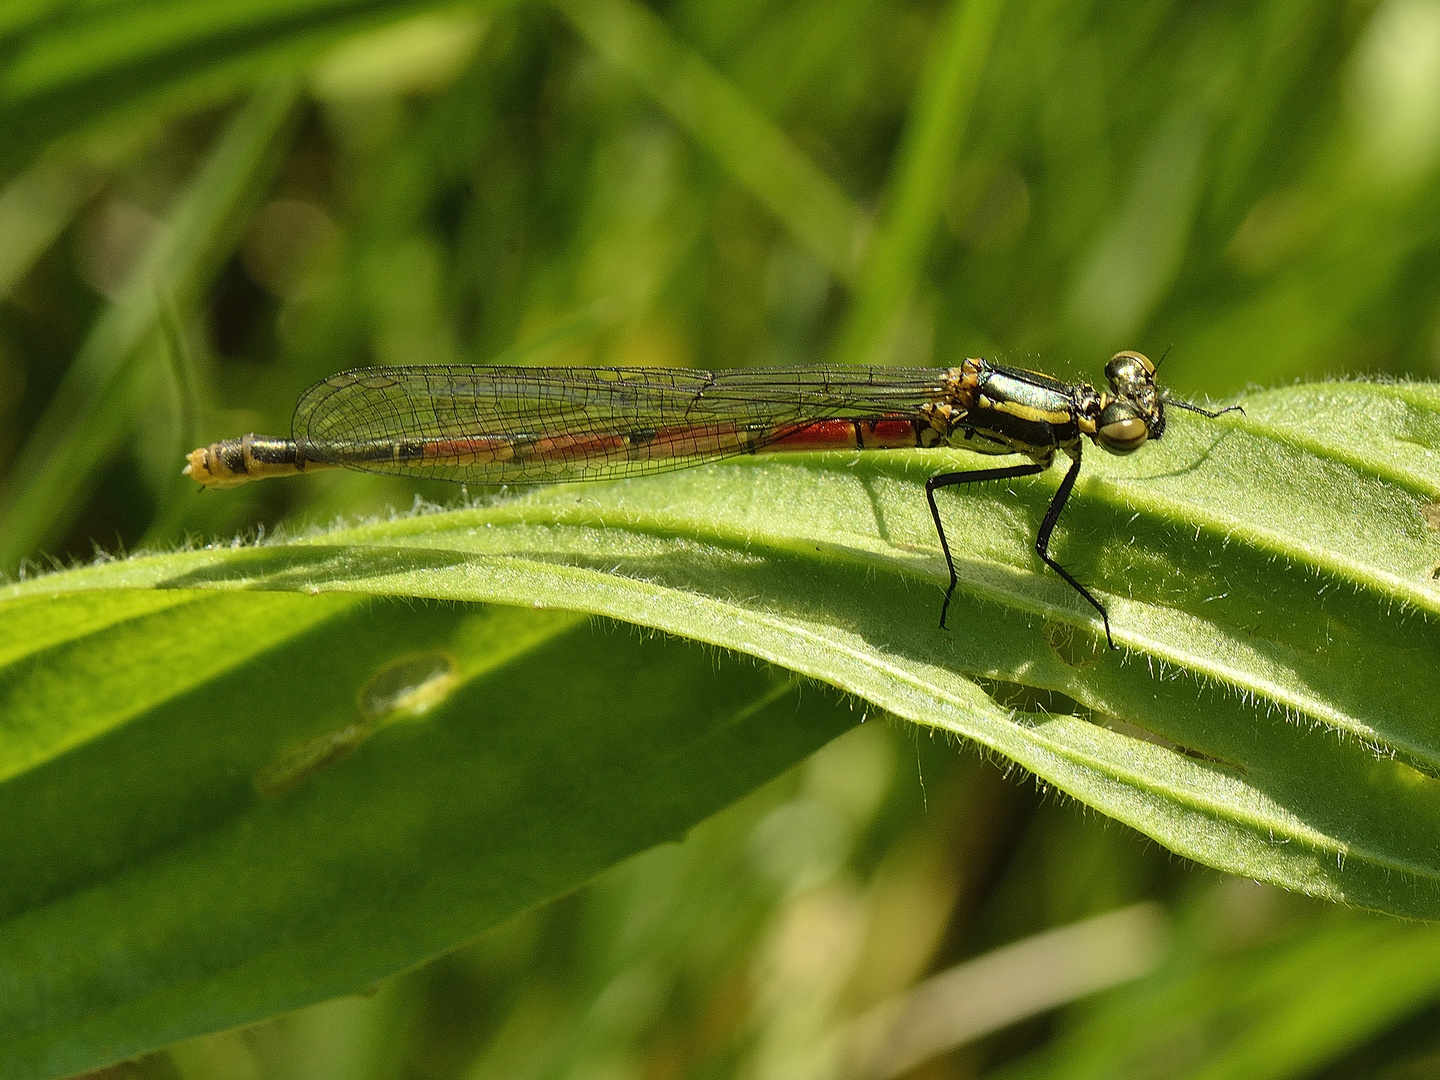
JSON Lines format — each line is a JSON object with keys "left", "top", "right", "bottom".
{"left": 293, "top": 365, "right": 949, "bottom": 484}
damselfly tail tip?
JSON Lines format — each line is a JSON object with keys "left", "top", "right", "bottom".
{"left": 186, "top": 435, "right": 333, "bottom": 488}
{"left": 184, "top": 445, "right": 220, "bottom": 488}
{"left": 184, "top": 442, "right": 252, "bottom": 490}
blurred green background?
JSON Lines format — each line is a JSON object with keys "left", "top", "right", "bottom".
{"left": 7, "top": 0, "right": 1440, "bottom": 1077}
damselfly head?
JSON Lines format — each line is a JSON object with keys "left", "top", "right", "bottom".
{"left": 1096, "top": 399, "right": 1152, "bottom": 454}
{"left": 1096, "top": 351, "right": 1164, "bottom": 454}
{"left": 1104, "top": 350, "right": 1157, "bottom": 395}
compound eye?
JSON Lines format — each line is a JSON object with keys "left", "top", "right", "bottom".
{"left": 1105, "top": 350, "right": 1155, "bottom": 393}
{"left": 1097, "top": 403, "right": 1149, "bottom": 455}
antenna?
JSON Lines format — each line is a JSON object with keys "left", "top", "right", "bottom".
{"left": 1168, "top": 399, "right": 1244, "bottom": 419}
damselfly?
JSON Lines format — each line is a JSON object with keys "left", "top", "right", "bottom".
{"left": 185, "top": 353, "right": 1239, "bottom": 648}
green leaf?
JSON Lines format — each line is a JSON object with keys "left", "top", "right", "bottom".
{"left": 4, "top": 377, "right": 1440, "bottom": 1075}
{"left": 0, "top": 596, "right": 854, "bottom": 1078}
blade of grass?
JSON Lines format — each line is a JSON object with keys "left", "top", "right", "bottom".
{"left": 0, "top": 0, "right": 509, "bottom": 177}
{"left": 142, "top": 285, "right": 208, "bottom": 547}
{"left": 156, "top": 287, "right": 202, "bottom": 467}
{"left": 1064, "top": 96, "right": 1211, "bottom": 347}
{"left": 555, "top": 0, "right": 866, "bottom": 284}
{"left": 842, "top": 903, "right": 1169, "bottom": 1079}
{"left": 831, "top": 0, "right": 1007, "bottom": 366}
{"left": 0, "top": 153, "right": 103, "bottom": 300}
{"left": 486, "top": 298, "right": 621, "bottom": 366}
{"left": 0, "top": 80, "right": 301, "bottom": 569}
{"left": 987, "top": 912, "right": 1440, "bottom": 1080}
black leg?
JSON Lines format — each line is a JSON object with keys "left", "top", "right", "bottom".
{"left": 1035, "top": 455, "right": 1115, "bottom": 649}
{"left": 927, "top": 455, "right": 1117, "bottom": 649}
{"left": 926, "top": 462, "right": 1046, "bottom": 630}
